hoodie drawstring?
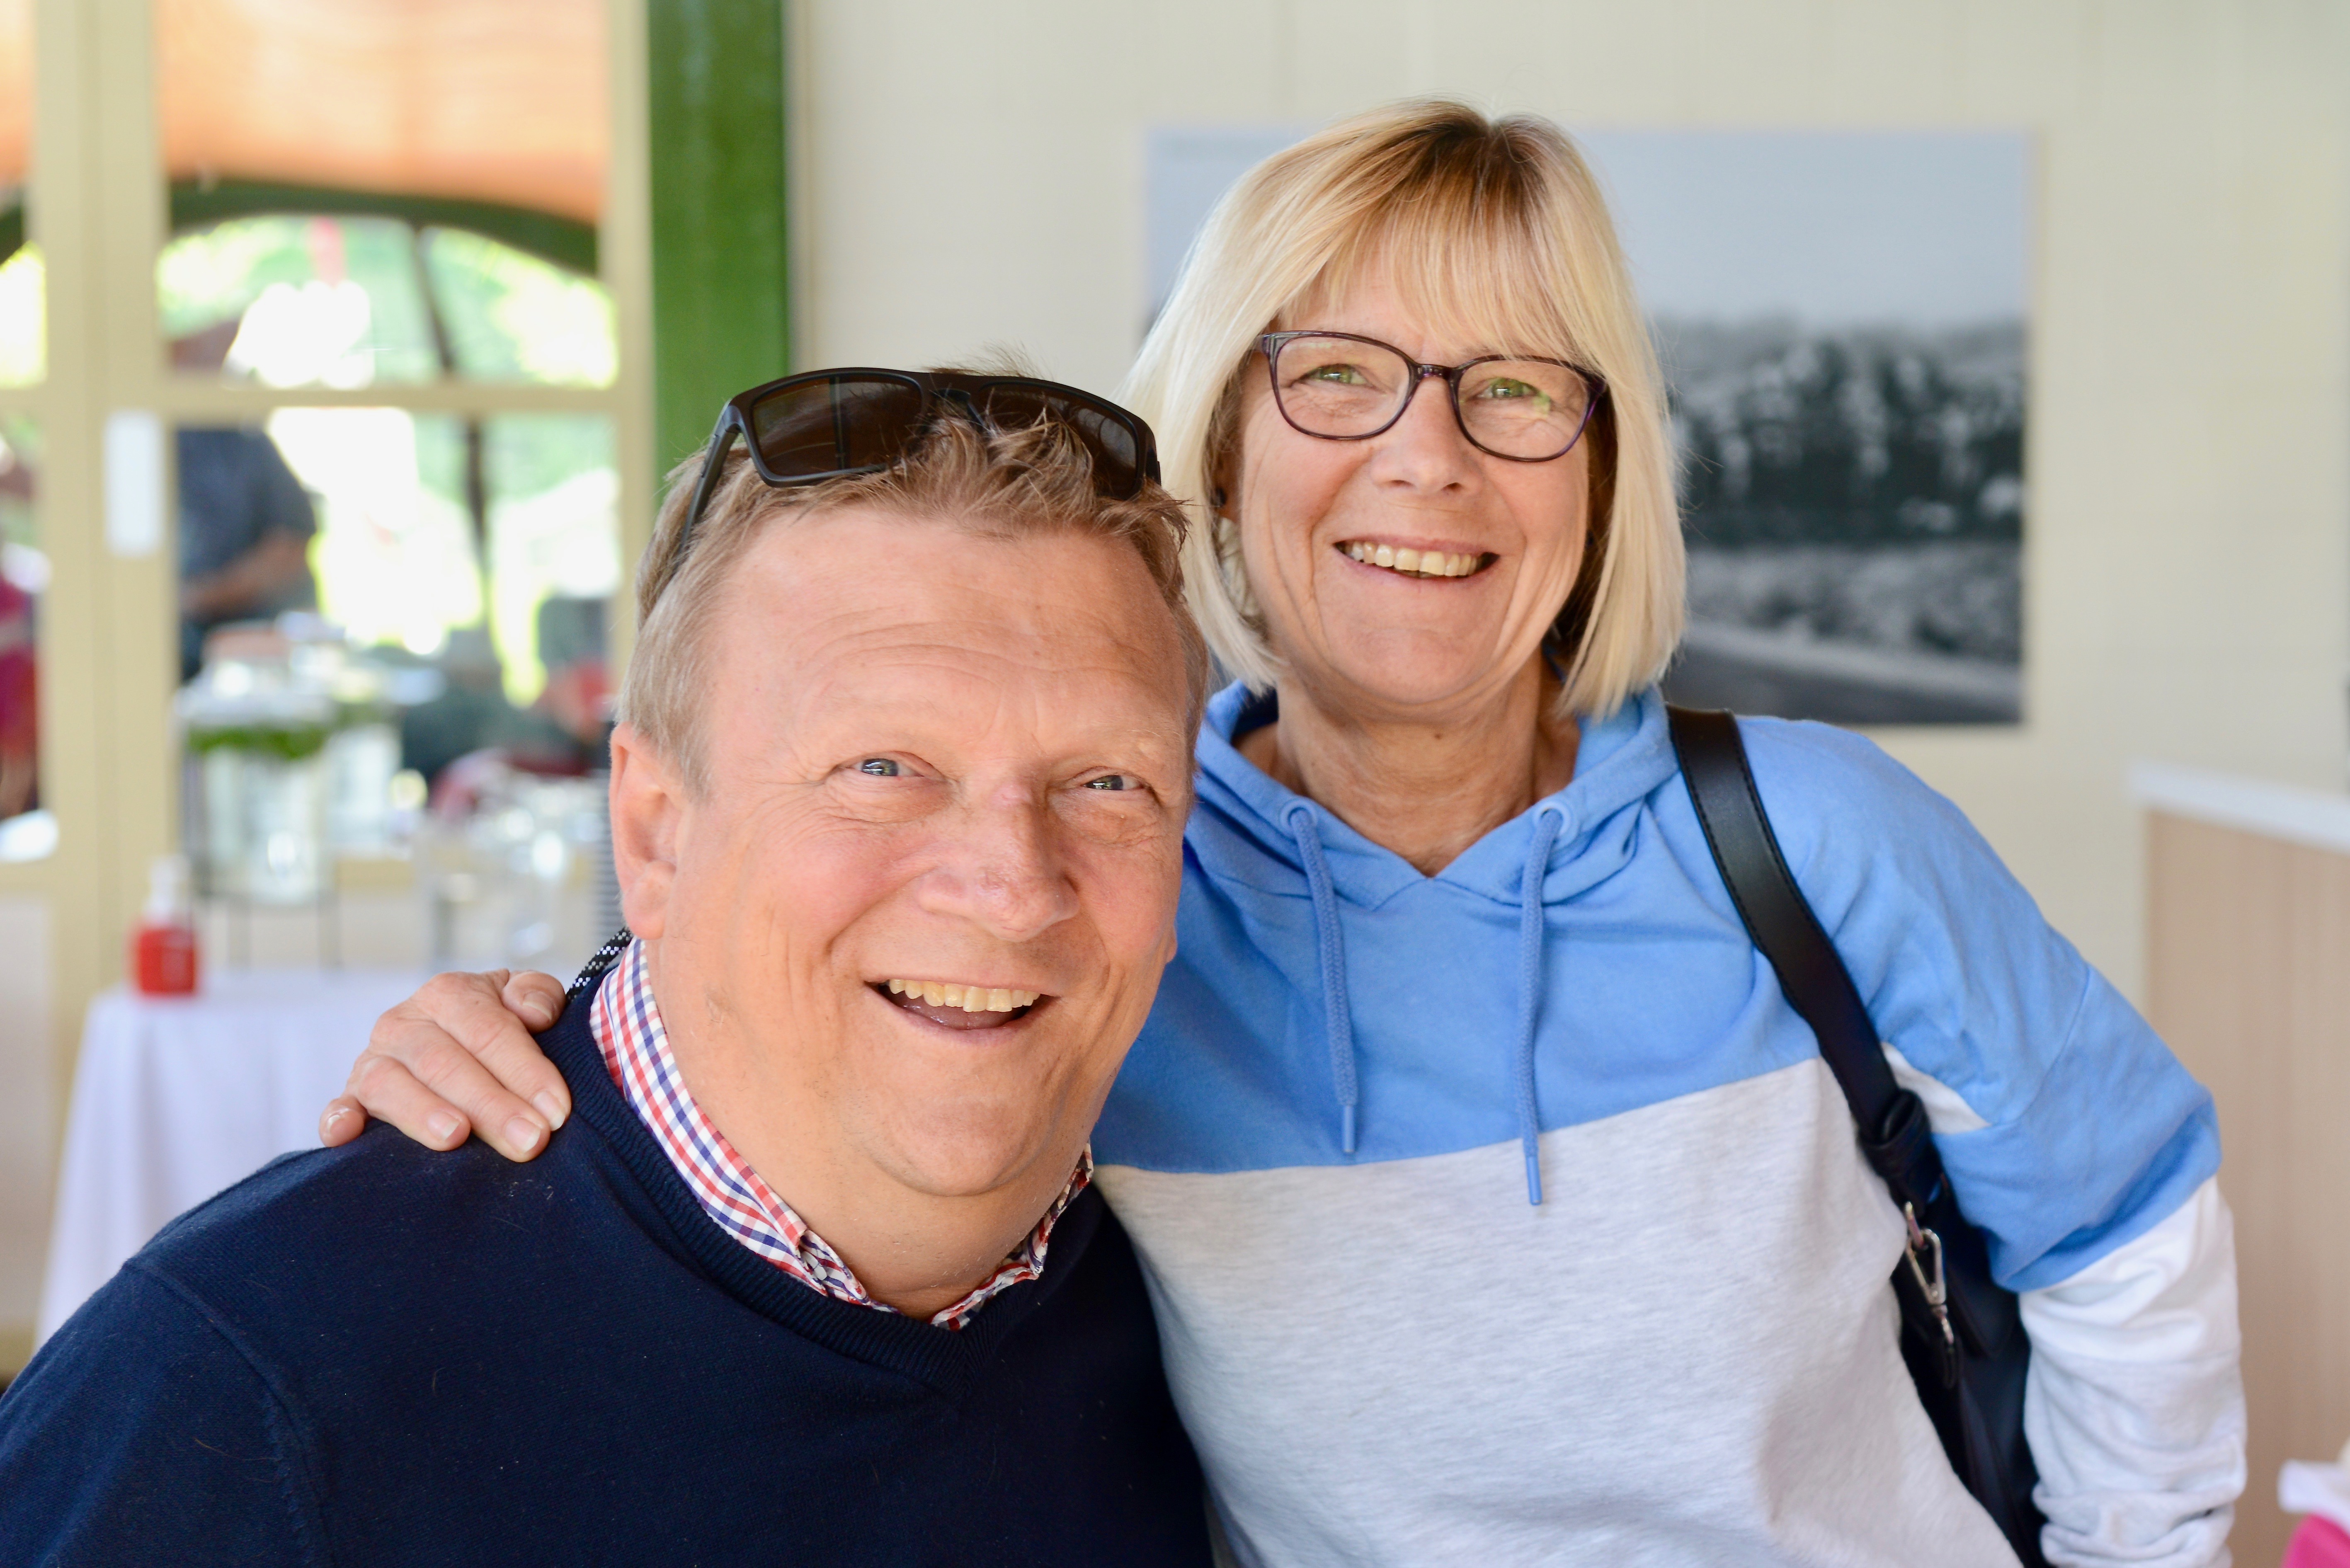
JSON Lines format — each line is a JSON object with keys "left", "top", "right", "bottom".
{"left": 1283, "top": 802, "right": 1359, "bottom": 1155}
{"left": 1516, "top": 806, "right": 1566, "bottom": 1205}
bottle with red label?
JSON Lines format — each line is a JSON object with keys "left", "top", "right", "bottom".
{"left": 130, "top": 853, "right": 199, "bottom": 996}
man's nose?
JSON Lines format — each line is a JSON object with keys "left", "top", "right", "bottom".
{"left": 918, "top": 796, "right": 1079, "bottom": 944}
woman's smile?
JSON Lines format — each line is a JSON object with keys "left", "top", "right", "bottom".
{"left": 1335, "top": 539, "right": 1491, "bottom": 578}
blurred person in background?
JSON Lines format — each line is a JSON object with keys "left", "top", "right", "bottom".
{"left": 0, "top": 441, "right": 32, "bottom": 817}
{"left": 321, "top": 102, "right": 2242, "bottom": 1567}
{"left": 0, "top": 571, "right": 33, "bottom": 818}
{"left": 172, "top": 320, "right": 318, "bottom": 681}
{"left": 400, "top": 620, "right": 601, "bottom": 796}
{"left": 530, "top": 595, "right": 611, "bottom": 759}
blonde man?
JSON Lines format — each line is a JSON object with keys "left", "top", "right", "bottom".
{"left": 0, "top": 380, "right": 1215, "bottom": 1567}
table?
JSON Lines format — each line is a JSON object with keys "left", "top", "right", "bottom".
{"left": 36, "top": 967, "right": 427, "bottom": 1343}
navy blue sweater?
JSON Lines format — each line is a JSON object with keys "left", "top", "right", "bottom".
{"left": 0, "top": 991, "right": 1209, "bottom": 1566}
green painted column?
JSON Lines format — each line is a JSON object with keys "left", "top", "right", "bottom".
{"left": 647, "top": 0, "right": 790, "bottom": 474}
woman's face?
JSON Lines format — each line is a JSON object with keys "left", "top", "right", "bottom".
{"left": 1228, "top": 268, "right": 1591, "bottom": 723}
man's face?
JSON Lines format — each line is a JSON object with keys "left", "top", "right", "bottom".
{"left": 617, "top": 507, "right": 1192, "bottom": 1204}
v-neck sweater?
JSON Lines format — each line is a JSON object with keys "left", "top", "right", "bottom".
{"left": 0, "top": 990, "right": 1209, "bottom": 1567}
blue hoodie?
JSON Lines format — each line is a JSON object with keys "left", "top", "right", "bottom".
{"left": 1090, "top": 681, "right": 2217, "bottom": 1568}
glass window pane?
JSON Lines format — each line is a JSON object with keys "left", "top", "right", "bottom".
{"left": 0, "top": 0, "right": 35, "bottom": 389}
{"left": 0, "top": 415, "right": 48, "bottom": 855}
{"left": 422, "top": 229, "right": 616, "bottom": 387}
{"left": 0, "top": 244, "right": 39, "bottom": 387}
{"left": 189, "top": 409, "right": 616, "bottom": 781}
{"left": 260, "top": 408, "right": 475, "bottom": 655}
{"left": 159, "top": 215, "right": 440, "bottom": 386}
{"left": 483, "top": 414, "right": 618, "bottom": 707}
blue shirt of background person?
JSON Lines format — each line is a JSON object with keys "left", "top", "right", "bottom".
{"left": 175, "top": 426, "right": 318, "bottom": 680}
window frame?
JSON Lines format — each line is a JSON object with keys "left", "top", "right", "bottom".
{"left": 0, "top": 0, "right": 652, "bottom": 1137}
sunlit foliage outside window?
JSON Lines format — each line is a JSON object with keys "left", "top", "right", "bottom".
{"left": 269, "top": 409, "right": 617, "bottom": 704}
{"left": 156, "top": 214, "right": 615, "bottom": 389}
{"left": 0, "top": 242, "right": 40, "bottom": 385}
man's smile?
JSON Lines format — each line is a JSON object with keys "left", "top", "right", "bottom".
{"left": 876, "top": 977, "right": 1048, "bottom": 1031}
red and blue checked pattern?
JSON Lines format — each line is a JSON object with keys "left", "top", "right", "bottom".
{"left": 590, "top": 940, "right": 1089, "bottom": 1330}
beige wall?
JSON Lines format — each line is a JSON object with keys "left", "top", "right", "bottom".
{"left": 788, "top": 0, "right": 2350, "bottom": 999}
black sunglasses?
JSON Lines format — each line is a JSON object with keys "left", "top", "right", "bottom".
{"left": 680, "top": 368, "right": 1162, "bottom": 553}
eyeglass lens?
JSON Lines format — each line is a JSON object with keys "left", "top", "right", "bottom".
{"left": 958, "top": 384, "right": 1145, "bottom": 498}
{"left": 748, "top": 375, "right": 926, "bottom": 480}
{"left": 1271, "top": 334, "right": 1593, "bottom": 460}
{"left": 746, "top": 376, "right": 1145, "bottom": 497}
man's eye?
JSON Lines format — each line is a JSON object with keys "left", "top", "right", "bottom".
{"left": 1084, "top": 774, "right": 1135, "bottom": 791}
{"left": 857, "top": 759, "right": 901, "bottom": 778}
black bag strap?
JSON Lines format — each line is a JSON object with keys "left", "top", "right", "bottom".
{"left": 1665, "top": 706, "right": 1944, "bottom": 1217}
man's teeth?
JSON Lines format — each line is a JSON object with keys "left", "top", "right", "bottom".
{"left": 1343, "top": 541, "right": 1480, "bottom": 577}
{"left": 884, "top": 978, "right": 1040, "bottom": 1013}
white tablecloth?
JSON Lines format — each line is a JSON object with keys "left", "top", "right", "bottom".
{"left": 36, "top": 967, "right": 427, "bottom": 1343}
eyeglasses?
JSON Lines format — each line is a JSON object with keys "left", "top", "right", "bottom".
{"left": 1258, "top": 331, "right": 1605, "bottom": 462}
{"left": 679, "top": 368, "right": 1162, "bottom": 553}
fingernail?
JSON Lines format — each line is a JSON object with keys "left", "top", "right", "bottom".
{"left": 522, "top": 1001, "right": 556, "bottom": 1030}
{"left": 505, "top": 1115, "right": 544, "bottom": 1153}
{"left": 323, "top": 1105, "right": 350, "bottom": 1127}
{"left": 427, "top": 1110, "right": 463, "bottom": 1144}
{"left": 533, "top": 1091, "right": 567, "bottom": 1131}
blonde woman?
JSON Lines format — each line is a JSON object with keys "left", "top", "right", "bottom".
{"left": 325, "top": 102, "right": 2241, "bottom": 1566}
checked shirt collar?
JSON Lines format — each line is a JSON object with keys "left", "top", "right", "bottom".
{"left": 589, "top": 939, "right": 1091, "bottom": 1331}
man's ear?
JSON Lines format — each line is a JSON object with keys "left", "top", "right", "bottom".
{"left": 608, "top": 722, "right": 685, "bottom": 939}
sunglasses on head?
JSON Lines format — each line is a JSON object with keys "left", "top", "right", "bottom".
{"left": 679, "top": 368, "right": 1163, "bottom": 554}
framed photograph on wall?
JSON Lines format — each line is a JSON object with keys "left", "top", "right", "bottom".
{"left": 1583, "top": 129, "right": 2030, "bottom": 726}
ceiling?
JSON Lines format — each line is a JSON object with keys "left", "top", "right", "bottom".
{"left": 1, "top": 0, "right": 605, "bottom": 224}
{"left": 0, "top": 0, "right": 24, "bottom": 196}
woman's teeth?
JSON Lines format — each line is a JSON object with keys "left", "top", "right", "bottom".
{"left": 1342, "top": 541, "right": 1480, "bottom": 578}
{"left": 885, "top": 978, "right": 1040, "bottom": 1014}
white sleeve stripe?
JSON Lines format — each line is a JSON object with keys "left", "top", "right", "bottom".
{"left": 1881, "top": 1040, "right": 1991, "bottom": 1133}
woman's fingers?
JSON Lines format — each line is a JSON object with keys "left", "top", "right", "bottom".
{"left": 502, "top": 969, "right": 571, "bottom": 1039}
{"left": 439, "top": 969, "right": 573, "bottom": 1133}
{"left": 344, "top": 1028, "right": 507, "bottom": 1152}
{"left": 318, "top": 1094, "right": 366, "bottom": 1147}
{"left": 341, "top": 972, "right": 565, "bottom": 1162}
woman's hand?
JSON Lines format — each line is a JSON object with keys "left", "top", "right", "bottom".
{"left": 319, "top": 969, "right": 573, "bottom": 1161}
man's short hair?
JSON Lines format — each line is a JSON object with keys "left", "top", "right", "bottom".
{"left": 620, "top": 404, "right": 1212, "bottom": 796}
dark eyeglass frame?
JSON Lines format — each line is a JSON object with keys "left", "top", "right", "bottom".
{"left": 680, "top": 367, "right": 1162, "bottom": 556}
{"left": 1257, "top": 330, "right": 1608, "bottom": 463}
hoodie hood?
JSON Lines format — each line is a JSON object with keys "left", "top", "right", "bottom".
{"left": 1189, "top": 680, "right": 1679, "bottom": 911}
{"left": 1175, "top": 681, "right": 1681, "bottom": 1200}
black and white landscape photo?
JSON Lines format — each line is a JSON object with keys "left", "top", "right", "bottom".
{"left": 1582, "top": 128, "right": 2030, "bottom": 725}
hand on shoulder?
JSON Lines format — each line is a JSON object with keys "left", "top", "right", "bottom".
{"left": 321, "top": 968, "right": 572, "bottom": 1162}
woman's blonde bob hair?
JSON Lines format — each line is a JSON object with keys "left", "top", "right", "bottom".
{"left": 1121, "top": 99, "right": 1684, "bottom": 718}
